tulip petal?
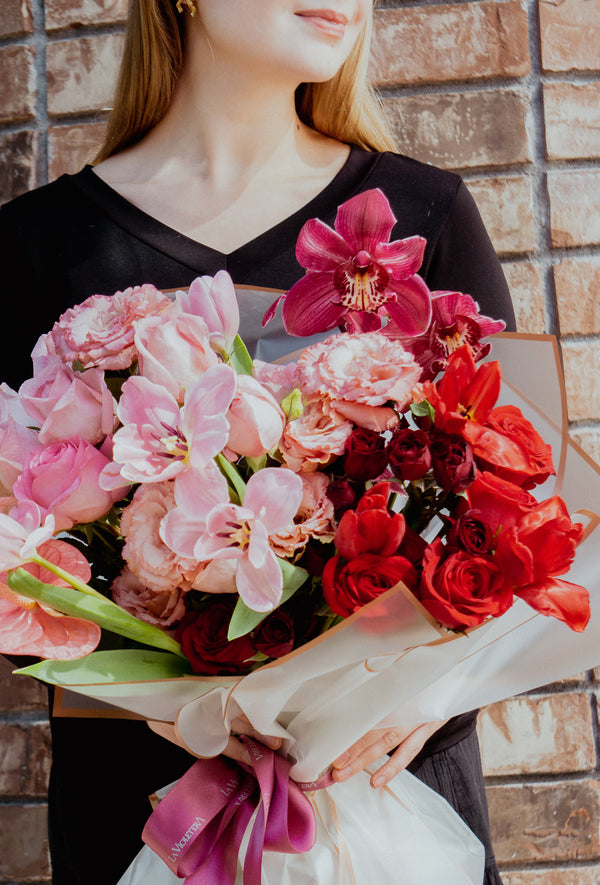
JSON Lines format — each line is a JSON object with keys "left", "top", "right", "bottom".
{"left": 516, "top": 577, "right": 590, "bottom": 632}
{"left": 243, "top": 468, "right": 303, "bottom": 534}
{"left": 334, "top": 190, "right": 397, "bottom": 255}
{"left": 236, "top": 549, "right": 283, "bottom": 612}
{"left": 296, "top": 218, "right": 353, "bottom": 271}
{"left": 282, "top": 273, "right": 347, "bottom": 336}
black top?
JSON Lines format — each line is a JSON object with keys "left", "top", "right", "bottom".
{"left": 0, "top": 147, "right": 515, "bottom": 884}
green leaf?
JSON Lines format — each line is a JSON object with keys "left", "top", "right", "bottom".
{"left": 227, "top": 558, "right": 308, "bottom": 640}
{"left": 7, "top": 569, "right": 187, "bottom": 658}
{"left": 215, "top": 453, "right": 247, "bottom": 504}
{"left": 410, "top": 399, "right": 435, "bottom": 423}
{"left": 227, "top": 334, "right": 254, "bottom": 376}
{"left": 245, "top": 454, "right": 267, "bottom": 474}
{"left": 14, "top": 649, "right": 192, "bottom": 685}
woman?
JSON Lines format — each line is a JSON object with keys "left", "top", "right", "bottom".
{"left": 0, "top": 1, "right": 515, "bottom": 881}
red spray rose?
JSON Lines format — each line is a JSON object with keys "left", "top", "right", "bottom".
{"left": 430, "top": 432, "right": 475, "bottom": 492}
{"left": 323, "top": 552, "right": 418, "bottom": 618}
{"left": 175, "top": 598, "right": 255, "bottom": 675}
{"left": 254, "top": 609, "right": 295, "bottom": 658}
{"left": 387, "top": 428, "right": 431, "bottom": 481}
{"left": 447, "top": 510, "right": 494, "bottom": 555}
{"left": 343, "top": 428, "right": 388, "bottom": 482}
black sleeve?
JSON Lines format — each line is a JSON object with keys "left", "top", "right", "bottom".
{"left": 425, "top": 180, "right": 517, "bottom": 332}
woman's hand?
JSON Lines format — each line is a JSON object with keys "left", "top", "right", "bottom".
{"left": 331, "top": 720, "right": 448, "bottom": 788}
{"left": 147, "top": 715, "right": 282, "bottom": 767}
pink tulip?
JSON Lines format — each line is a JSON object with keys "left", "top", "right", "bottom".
{"left": 226, "top": 375, "right": 285, "bottom": 458}
{"left": 176, "top": 271, "right": 240, "bottom": 356}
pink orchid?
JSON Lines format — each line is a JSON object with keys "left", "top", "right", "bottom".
{"left": 0, "top": 539, "right": 101, "bottom": 658}
{"left": 264, "top": 189, "right": 432, "bottom": 338}
{"left": 176, "top": 271, "right": 240, "bottom": 356}
{"left": 163, "top": 467, "right": 303, "bottom": 612}
{"left": 109, "top": 365, "right": 236, "bottom": 485}
{"left": 388, "top": 290, "right": 506, "bottom": 381}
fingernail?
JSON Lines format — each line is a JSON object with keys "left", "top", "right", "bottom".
{"left": 263, "top": 736, "right": 281, "bottom": 749}
{"left": 333, "top": 752, "right": 349, "bottom": 767}
{"left": 372, "top": 775, "right": 385, "bottom": 788}
{"left": 334, "top": 766, "right": 351, "bottom": 781}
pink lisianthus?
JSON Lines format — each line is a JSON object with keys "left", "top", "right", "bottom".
{"left": 226, "top": 375, "right": 285, "bottom": 458}
{"left": 175, "top": 271, "right": 240, "bottom": 356}
{"left": 51, "top": 284, "right": 171, "bottom": 371}
{"left": 0, "top": 539, "right": 100, "bottom": 659}
{"left": 269, "top": 471, "right": 335, "bottom": 558}
{"left": 297, "top": 332, "right": 421, "bottom": 425}
{"left": 264, "top": 189, "right": 431, "bottom": 337}
{"left": 19, "top": 362, "right": 117, "bottom": 446}
{"left": 388, "top": 290, "right": 506, "bottom": 381}
{"left": 13, "top": 437, "right": 126, "bottom": 532}
{"left": 111, "top": 568, "right": 188, "bottom": 628}
{"left": 120, "top": 481, "right": 205, "bottom": 594}
{"left": 252, "top": 360, "right": 299, "bottom": 403}
{"left": 134, "top": 302, "right": 219, "bottom": 403}
{"left": 279, "top": 399, "right": 353, "bottom": 473}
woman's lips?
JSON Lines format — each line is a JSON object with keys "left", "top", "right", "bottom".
{"left": 295, "top": 9, "right": 349, "bottom": 39}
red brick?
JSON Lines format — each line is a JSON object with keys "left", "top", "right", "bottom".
{"left": 0, "top": 656, "right": 48, "bottom": 711}
{"left": 383, "top": 90, "right": 530, "bottom": 170}
{"left": 540, "top": 0, "right": 600, "bottom": 73}
{"left": 46, "top": 0, "right": 128, "bottom": 30}
{"left": 560, "top": 340, "right": 600, "bottom": 422}
{"left": 48, "top": 121, "right": 108, "bottom": 179}
{"left": 478, "top": 693, "right": 595, "bottom": 777}
{"left": 467, "top": 176, "right": 535, "bottom": 256}
{"left": 569, "top": 430, "right": 600, "bottom": 467}
{"left": 502, "top": 869, "right": 600, "bottom": 885}
{"left": 0, "top": 45, "right": 36, "bottom": 123}
{"left": 0, "top": 0, "right": 33, "bottom": 37}
{"left": 544, "top": 82, "right": 600, "bottom": 161}
{"left": 370, "top": 1, "right": 530, "bottom": 87}
{"left": 555, "top": 256, "right": 600, "bottom": 336}
{"left": 0, "top": 130, "right": 38, "bottom": 205}
{"left": 501, "top": 261, "right": 546, "bottom": 334}
{"left": 548, "top": 170, "right": 600, "bottom": 248}
{"left": 0, "top": 804, "right": 50, "bottom": 880}
{"left": 47, "top": 33, "right": 124, "bottom": 116}
{"left": 486, "top": 780, "right": 600, "bottom": 864}
{"left": 0, "top": 722, "right": 51, "bottom": 796}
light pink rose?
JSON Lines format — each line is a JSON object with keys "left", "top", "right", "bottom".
{"left": 0, "top": 419, "right": 41, "bottom": 496}
{"left": 227, "top": 375, "right": 286, "bottom": 458}
{"left": 134, "top": 303, "right": 219, "bottom": 402}
{"left": 111, "top": 568, "right": 188, "bottom": 628}
{"left": 19, "top": 363, "right": 117, "bottom": 445}
{"left": 270, "top": 471, "right": 335, "bottom": 557}
{"left": 120, "top": 481, "right": 204, "bottom": 594}
{"left": 297, "top": 332, "right": 421, "bottom": 411}
{"left": 12, "top": 437, "right": 126, "bottom": 531}
{"left": 280, "top": 400, "right": 353, "bottom": 473}
{"left": 51, "top": 284, "right": 171, "bottom": 370}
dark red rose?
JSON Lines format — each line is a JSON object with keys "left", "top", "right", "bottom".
{"left": 430, "top": 432, "right": 475, "bottom": 492}
{"left": 397, "top": 523, "right": 428, "bottom": 566}
{"left": 175, "top": 598, "right": 255, "bottom": 675}
{"left": 254, "top": 609, "right": 295, "bottom": 658}
{"left": 447, "top": 510, "right": 494, "bottom": 555}
{"left": 343, "top": 428, "right": 389, "bottom": 481}
{"left": 417, "top": 538, "right": 512, "bottom": 630}
{"left": 387, "top": 428, "right": 431, "bottom": 481}
{"left": 326, "top": 478, "right": 359, "bottom": 518}
{"left": 323, "top": 552, "right": 418, "bottom": 618}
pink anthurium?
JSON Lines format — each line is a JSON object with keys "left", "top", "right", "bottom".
{"left": 264, "top": 189, "right": 432, "bottom": 338}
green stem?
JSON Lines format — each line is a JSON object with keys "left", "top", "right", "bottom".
{"left": 29, "top": 554, "right": 107, "bottom": 601}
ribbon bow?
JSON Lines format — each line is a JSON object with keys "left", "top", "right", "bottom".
{"left": 143, "top": 737, "right": 331, "bottom": 884}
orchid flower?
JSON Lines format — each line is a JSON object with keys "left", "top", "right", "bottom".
{"left": 107, "top": 364, "right": 237, "bottom": 485}
{"left": 264, "top": 189, "right": 432, "bottom": 338}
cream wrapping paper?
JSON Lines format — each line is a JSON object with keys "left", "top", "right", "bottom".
{"left": 116, "top": 761, "right": 485, "bottom": 885}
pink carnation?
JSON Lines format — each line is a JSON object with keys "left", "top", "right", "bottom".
{"left": 120, "top": 481, "right": 204, "bottom": 594}
{"left": 270, "top": 471, "right": 335, "bottom": 557}
{"left": 111, "top": 568, "right": 188, "bottom": 628}
{"left": 297, "top": 332, "right": 421, "bottom": 412}
{"left": 280, "top": 400, "right": 353, "bottom": 473}
{"left": 51, "top": 284, "right": 171, "bottom": 371}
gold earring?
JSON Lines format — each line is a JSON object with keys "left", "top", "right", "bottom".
{"left": 176, "top": 0, "right": 196, "bottom": 16}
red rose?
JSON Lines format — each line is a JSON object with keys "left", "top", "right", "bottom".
{"left": 447, "top": 510, "right": 494, "bottom": 555}
{"left": 417, "top": 538, "right": 512, "bottom": 630}
{"left": 175, "top": 598, "right": 255, "bottom": 675}
{"left": 387, "top": 428, "right": 431, "bottom": 481}
{"left": 465, "top": 405, "right": 555, "bottom": 489}
{"left": 254, "top": 609, "right": 295, "bottom": 658}
{"left": 430, "top": 432, "right": 475, "bottom": 492}
{"left": 323, "top": 552, "right": 418, "bottom": 617}
{"left": 343, "top": 428, "right": 389, "bottom": 481}
{"left": 467, "top": 471, "right": 538, "bottom": 533}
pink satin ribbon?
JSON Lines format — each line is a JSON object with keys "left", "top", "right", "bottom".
{"left": 142, "top": 737, "right": 334, "bottom": 884}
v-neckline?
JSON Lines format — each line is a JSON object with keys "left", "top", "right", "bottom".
{"left": 69, "top": 147, "right": 383, "bottom": 276}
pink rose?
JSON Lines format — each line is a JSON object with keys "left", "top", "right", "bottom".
{"left": 52, "top": 284, "right": 170, "bottom": 370}
{"left": 19, "top": 363, "right": 116, "bottom": 445}
{"left": 227, "top": 375, "right": 285, "bottom": 458}
{"left": 111, "top": 568, "right": 188, "bottom": 628}
{"left": 120, "top": 481, "right": 204, "bottom": 594}
{"left": 12, "top": 437, "right": 126, "bottom": 531}
{"left": 297, "top": 332, "right": 421, "bottom": 411}
{"left": 280, "top": 400, "right": 353, "bottom": 472}
{"left": 270, "top": 471, "right": 335, "bottom": 557}
{"left": 134, "top": 303, "right": 219, "bottom": 402}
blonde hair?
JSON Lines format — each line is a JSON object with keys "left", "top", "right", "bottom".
{"left": 94, "top": 1, "right": 396, "bottom": 163}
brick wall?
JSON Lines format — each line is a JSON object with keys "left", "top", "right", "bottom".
{"left": 0, "top": 0, "right": 599, "bottom": 881}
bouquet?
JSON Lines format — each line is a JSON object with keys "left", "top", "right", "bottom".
{"left": 0, "top": 189, "right": 597, "bottom": 884}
